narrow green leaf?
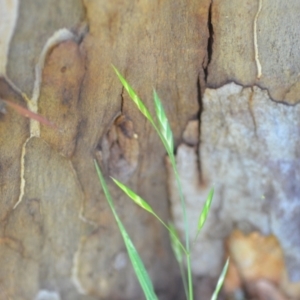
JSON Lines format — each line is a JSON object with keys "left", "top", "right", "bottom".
{"left": 168, "top": 222, "right": 189, "bottom": 300}
{"left": 112, "top": 66, "right": 174, "bottom": 165}
{"left": 111, "top": 67, "right": 193, "bottom": 300}
{"left": 168, "top": 222, "right": 183, "bottom": 264}
{"left": 112, "top": 178, "right": 155, "bottom": 214}
{"left": 195, "top": 188, "right": 214, "bottom": 241}
{"left": 119, "top": 222, "right": 158, "bottom": 300}
{"left": 94, "top": 161, "right": 158, "bottom": 300}
{"left": 112, "top": 179, "right": 187, "bottom": 256}
{"left": 153, "top": 90, "right": 174, "bottom": 154}
{"left": 211, "top": 258, "right": 230, "bottom": 300}
{"left": 112, "top": 66, "right": 155, "bottom": 126}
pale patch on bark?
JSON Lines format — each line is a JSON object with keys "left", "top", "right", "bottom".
{"left": 14, "top": 29, "right": 76, "bottom": 209}
{"left": 0, "top": 0, "right": 19, "bottom": 74}
{"left": 34, "top": 290, "right": 61, "bottom": 300}
{"left": 13, "top": 137, "right": 30, "bottom": 209}
{"left": 79, "top": 206, "right": 98, "bottom": 226}
{"left": 71, "top": 238, "right": 87, "bottom": 295}
{"left": 168, "top": 83, "right": 300, "bottom": 281}
{"left": 30, "top": 28, "right": 76, "bottom": 138}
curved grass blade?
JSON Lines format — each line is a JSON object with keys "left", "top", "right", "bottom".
{"left": 112, "top": 67, "right": 192, "bottom": 299}
{"left": 153, "top": 91, "right": 192, "bottom": 298}
{"left": 211, "top": 258, "right": 230, "bottom": 300}
{"left": 94, "top": 160, "right": 158, "bottom": 300}
{"left": 112, "top": 67, "right": 170, "bottom": 157}
{"left": 112, "top": 66, "right": 156, "bottom": 128}
{"left": 111, "top": 178, "right": 155, "bottom": 214}
{"left": 153, "top": 90, "right": 174, "bottom": 155}
{"left": 112, "top": 178, "right": 187, "bottom": 255}
{"left": 168, "top": 222, "right": 188, "bottom": 299}
{"left": 112, "top": 66, "right": 174, "bottom": 166}
{"left": 168, "top": 222, "right": 183, "bottom": 264}
{"left": 152, "top": 90, "right": 190, "bottom": 262}
{"left": 194, "top": 188, "right": 214, "bottom": 242}
{"left": 168, "top": 220, "right": 191, "bottom": 300}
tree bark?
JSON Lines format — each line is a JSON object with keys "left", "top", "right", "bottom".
{"left": 0, "top": 1, "right": 210, "bottom": 299}
{"left": 1, "top": 1, "right": 300, "bottom": 300}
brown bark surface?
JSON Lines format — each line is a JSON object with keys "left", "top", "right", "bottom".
{"left": 1, "top": 0, "right": 300, "bottom": 299}
{"left": 0, "top": 1, "right": 210, "bottom": 299}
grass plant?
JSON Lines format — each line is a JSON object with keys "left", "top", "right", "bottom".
{"left": 94, "top": 66, "right": 229, "bottom": 299}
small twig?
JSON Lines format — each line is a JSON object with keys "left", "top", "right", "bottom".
{"left": 1, "top": 98, "right": 57, "bottom": 129}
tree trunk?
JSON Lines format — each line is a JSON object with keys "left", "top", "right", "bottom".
{"left": 0, "top": 1, "right": 299, "bottom": 300}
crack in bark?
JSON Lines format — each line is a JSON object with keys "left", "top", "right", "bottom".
{"left": 204, "top": 0, "right": 214, "bottom": 82}
{"left": 196, "top": 1, "right": 215, "bottom": 184}
{"left": 196, "top": 75, "right": 204, "bottom": 184}
{"left": 248, "top": 87, "right": 258, "bottom": 138}
{"left": 120, "top": 86, "right": 125, "bottom": 112}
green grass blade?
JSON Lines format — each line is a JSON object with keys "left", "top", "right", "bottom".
{"left": 168, "top": 222, "right": 188, "bottom": 300}
{"left": 112, "top": 66, "right": 169, "bottom": 155}
{"left": 112, "top": 178, "right": 188, "bottom": 256}
{"left": 94, "top": 160, "right": 158, "bottom": 300}
{"left": 153, "top": 90, "right": 174, "bottom": 155}
{"left": 194, "top": 188, "right": 214, "bottom": 242}
{"left": 168, "top": 222, "right": 183, "bottom": 264}
{"left": 152, "top": 88, "right": 192, "bottom": 299}
{"left": 120, "top": 224, "right": 158, "bottom": 300}
{"left": 112, "top": 66, "right": 174, "bottom": 164}
{"left": 112, "top": 66, "right": 156, "bottom": 127}
{"left": 211, "top": 258, "right": 230, "bottom": 300}
{"left": 111, "top": 178, "right": 155, "bottom": 214}
{"left": 152, "top": 90, "right": 190, "bottom": 257}
{"left": 112, "top": 67, "right": 192, "bottom": 299}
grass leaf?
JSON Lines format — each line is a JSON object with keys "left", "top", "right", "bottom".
{"left": 211, "top": 258, "right": 230, "bottom": 300}
{"left": 168, "top": 222, "right": 183, "bottom": 264}
{"left": 111, "top": 178, "right": 155, "bottom": 214}
{"left": 195, "top": 188, "right": 214, "bottom": 241}
{"left": 168, "top": 222, "right": 189, "bottom": 299}
{"left": 94, "top": 160, "right": 158, "bottom": 300}
{"left": 112, "top": 178, "right": 186, "bottom": 254}
{"left": 153, "top": 90, "right": 174, "bottom": 155}
{"left": 112, "top": 67, "right": 193, "bottom": 300}
{"left": 112, "top": 66, "right": 156, "bottom": 127}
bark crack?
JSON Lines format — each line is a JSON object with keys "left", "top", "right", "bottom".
{"left": 120, "top": 86, "right": 125, "bottom": 112}
{"left": 248, "top": 87, "right": 258, "bottom": 138}
{"left": 196, "top": 75, "right": 204, "bottom": 183}
{"left": 204, "top": 0, "right": 214, "bottom": 82}
{"left": 196, "top": 1, "right": 215, "bottom": 184}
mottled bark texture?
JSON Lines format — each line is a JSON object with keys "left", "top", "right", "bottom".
{"left": 1, "top": 0, "right": 300, "bottom": 299}
{"left": 0, "top": 0, "right": 210, "bottom": 299}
